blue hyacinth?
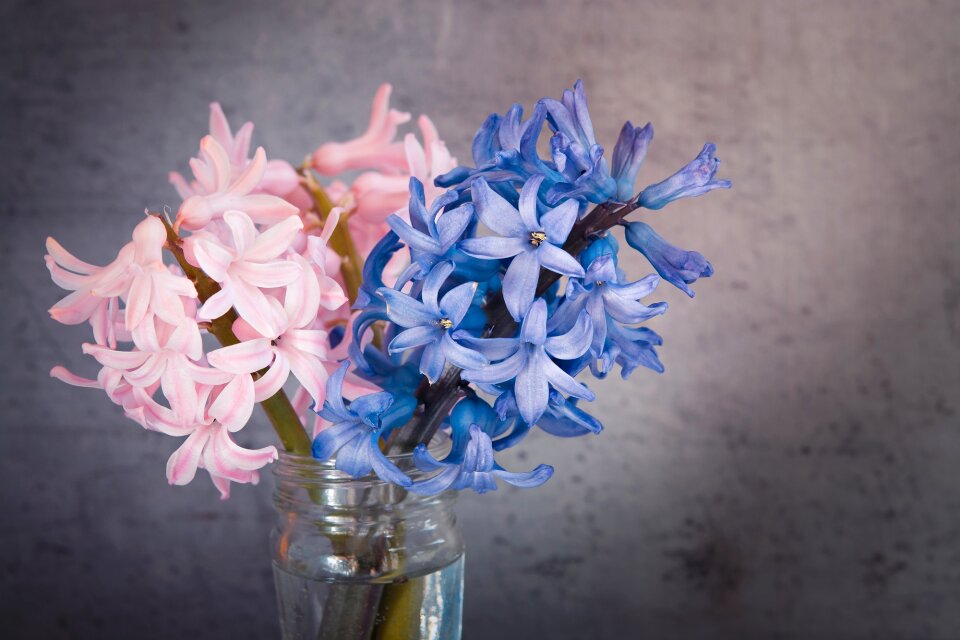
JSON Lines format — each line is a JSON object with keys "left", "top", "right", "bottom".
{"left": 312, "top": 80, "right": 730, "bottom": 494}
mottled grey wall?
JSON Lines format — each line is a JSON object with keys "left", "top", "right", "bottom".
{"left": 2, "top": 0, "right": 959, "bottom": 638}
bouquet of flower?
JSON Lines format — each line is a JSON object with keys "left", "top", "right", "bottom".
{"left": 47, "top": 81, "right": 728, "bottom": 497}
{"left": 45, "top": 80, "right": 728, "bottom": 636}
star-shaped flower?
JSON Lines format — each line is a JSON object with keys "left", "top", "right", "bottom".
{"left": 311, "top": 362, "right": 411, "bottom": 486}
{"left": 409, "top": 397, "right": 553, "bottom": 495}
{"left": 378, "top": 261, "right": 487, "bottom": 383}
{"left": 460, "top": 298, "right": 595, "bottom": 425}
{"left": 460, "top": 176, "right": 584, "bottom": 320}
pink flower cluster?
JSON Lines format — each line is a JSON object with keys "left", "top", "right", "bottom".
{"left": 47, "top": 85, "right": 456, "bottom": 498}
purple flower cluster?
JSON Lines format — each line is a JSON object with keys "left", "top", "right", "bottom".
{"left": 314, "top": 81, "right": 730, "bottom": 494}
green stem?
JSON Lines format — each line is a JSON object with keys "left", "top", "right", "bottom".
{"left": 158, "top": 215, "right": 312, "bottom": 455}
{"left": 301, "top": 170, "right": 365, "bottom": 305}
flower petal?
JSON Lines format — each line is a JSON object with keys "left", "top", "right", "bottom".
{"left": 379, "top": 288, "right": 437, "bottom": 327}
{"left": 459, "top": 236, "right": 527, "bottom": 260}
{"left": 209, "top": 374, "right": 256, "bottom": 431}
{"left": 502, "top": 250, "right": 540, "bottom": 321}
{"left": 389, "top": 325, "right": 440, "bottom": 353}
{"left": 537, "top": 242, "right": 584, "bottom": 277}
{"left": 207, "top": 338, "right": 273, "bottom": 374}
{"left": 471, "top": 177, "right": 526, "bottom": 237}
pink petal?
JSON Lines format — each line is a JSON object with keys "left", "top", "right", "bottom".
{"left": 210, "top": 426, "right": 278, "bottom": 471}
{"left": 232, "top": 123, "right": 254, "bottom": 166}
{"left": 254, "top": 351, "right": 289, "bottom": 402}
{"left": 161, "top": 364, "right": 199, "bottom": 424}
{"left": 191, "top": 237, "right": 233, "bottom": 282}
{"left": 208, "top": 103, "right": 232, "bottom": 152}
{"left": 226, "top": 146, "right": 267, "bottom": 196}
{"left": 260, "top": 160, "right": 299, "bottom": 196}
{"left": 222, "top": 194, "right": 298, "bottom": 226}
{"left": 229, "top": 280, "right": 282, "bottom": 338}
{"left": 166, "top": 426, "right": 212, "bottom": 486}
{"left": 404, "top": 133, "right": 428, "bottom": 179}
{"left": 82, "top": 344, "right": 151, "bottom": 370}
{"left": 197, "top": 287, "right": 233, "bottom": 322}
{"left": 223, "top": 209, "right": 257, "bottom": 255}
{"left": 50, "top": 366, "right": 100, "bottom": 388}
{"left": 201, "top": 135, "right": 232, "bottom": 192}
{"left": 243, "top": 214, "right": 303, "bottom": 262}
{"left": 233, "top": 259, "right": 301, "bottom": 288}
{"left": 283, "top": 329, "right": 328, "bottom": 357}
{"left": 283, "top": 257, "right": 321, "bottom": 329}
{"left": 123, "top": 353, "right": 167, "bottom": 388}
{"left": 317, "top": 274, "right": 348, "bottom": 310}
{"left": 207, "top": 338, "right": 273, "bottom": 374}
{"left": 285, "top": 349, "right": 328, "bottom": 405}
{"left": 166, "top": 318, "right": 203, "bottom": 360}
{"left": 209, "top": 375, "right": 255, "bottom": 431}
{"left": 124, "top": 273, "right": 152, "bottom": 331}
{"left": 209, "top": 473, "right": 232, "bottom": 500}
{"left": 45, "top": 237, "right": 99, "bottom": 274}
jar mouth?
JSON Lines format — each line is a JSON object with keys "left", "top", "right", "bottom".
{"left": 274, "top": 430, "right": 452, "bottom": 483}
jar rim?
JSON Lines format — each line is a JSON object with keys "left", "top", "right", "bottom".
{"left": 273, "top": 430, "right": 452, "bottom": 481}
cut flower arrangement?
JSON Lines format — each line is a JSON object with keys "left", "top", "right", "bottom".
{"left": 45, "top": 81, "right": 729, "bottom": 639}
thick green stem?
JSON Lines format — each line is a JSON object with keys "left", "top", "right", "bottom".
{"left": 158, "top": 215, "right": 312, "bottom": 455}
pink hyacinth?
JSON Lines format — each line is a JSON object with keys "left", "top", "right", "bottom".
{"left": 311, "top": 83, "right": 411, "bottom": 175}
{"left": 187, "top": 210, "right": 303, "bottom": 338}
{"left": 174, "top": 136, "right": 299, "bottom": 232}
{"left": 47, "top": 84, "right": 455, "bottom": 499}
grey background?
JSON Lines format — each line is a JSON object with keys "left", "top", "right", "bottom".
{"left": 2, "top": 0, "right": 959, "bottom": 638}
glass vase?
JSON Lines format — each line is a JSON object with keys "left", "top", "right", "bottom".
{"left": 270, "top": 440, "right": 464, "bottom": 640}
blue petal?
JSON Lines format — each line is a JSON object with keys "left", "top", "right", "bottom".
{"left": 454, "top": 333, "right": 520, "bottom": 360}
{"left": 369, "top": 434, "right": 412, "bottom": 487}
{"left": 389, "top": 325, "right": 441, "bottom": 353}
{"left": 386, "top": 214, "right": 441, "bottom": 254}
{"left": 379, "top": 288, "right": 438, "bottom": 326}
{"left": 537, "top": 242, "right": 584, "bottom": 278}
{"left": 460, "top": 350, "right": 526, "bottom": 385}
{"left": 539, "top": 199, "right": 579, "bottom": 244}
{"left": 412, "top": 444, "right": 444, "bottom": 472}
{"left": 349, "top": 391, "right": 395, "bottom": 423}
{"left": 335, "top": 435, "right": 373, "bottom": 478}
{"left": 408, "top": 465, "right": 460, "bottom": 495}
{"left": 544, "top": 310, "right": 592, "bottom": 360}
{"left": 514, "top": 350, "right": 550, "bottom": 424}
{"left": 460, "top": 236, "right": 527, "bottom": 260}
{"left": 542, "top": 356, "right": 595, "bottom": 401}
{"left": 450, "top": 397, "right": 498, "bottom": 438}
{"left": 502, "top": 250, "right": 541, "bottom": 321}
{"left": 419, "top": 341, "right": 446, "bottom": 383}
{"left": 517, "top": 175, "right": 544, "bottom": 231}
{"left": 436, "top": 203, "right": 474, "bottom": 252}
{"left": 495, "top": 464, "right": 554, "bottom": 488}
{"left": 312, "top": 422, "right": 362, "bottom": 461}
{"left": 472, "top": 113, "right": 502, "bottom": 166}
{"left": 610, "top": 121, "right": 654, "bottom": 202}
{"left": 441, "top": 332, "right": 487, "bottom": 369}
{"left": 322, "top": 361, "right": 350, "bottom": 416}
{"left": 421, "top": 261, "right": 455, "bottom": 315}
{"left": 637, "top": 143, "right": 731, "bottom": 210}
{"left": 439, "top": 281, "right": 478, "bottom": 327}
{"left": 624, "top": 222, "right": 713, "bottom": 297}
{"left": 471, "top": 177, "right": 526, "bottom": 237}
{"left": 520, "top": 298, "right": 548, "bottom": 345}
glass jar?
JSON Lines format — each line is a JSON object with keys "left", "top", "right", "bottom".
{"left": 271, "top": 437, "right": 464, "bottom": 640}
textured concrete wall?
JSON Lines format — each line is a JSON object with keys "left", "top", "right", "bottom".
{"left": 2, "top": 1, "right": 959, "bottom": 638}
